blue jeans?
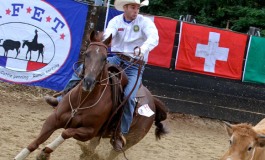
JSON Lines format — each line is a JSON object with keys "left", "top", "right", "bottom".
{"left": 59, "top": 55, "right": 145, "bottom": 134}
{"left": 108, "top": 55, "right": 145, "bottom": 134}
{"left": 57, "top": 64, "right": 84, "bottom": 102}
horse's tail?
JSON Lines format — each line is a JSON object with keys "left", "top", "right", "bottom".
{"left": 154, "top": 96, "right": 169, "bottom": 140}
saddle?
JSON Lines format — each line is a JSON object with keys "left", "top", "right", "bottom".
{"left": 107, "top": 63, "right": 149, "bottom": 115}
{"left": 101, "top": 64, "right": 149, "bottom": 137}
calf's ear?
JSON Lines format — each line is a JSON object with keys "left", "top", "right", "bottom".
{"left": 224, "top": 121, "right": 233, "bottom": 137}
{"left": 257, "top": 134, "right": 265, "bottom": 147}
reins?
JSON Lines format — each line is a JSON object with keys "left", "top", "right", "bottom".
{"left": 64, "top": 41, "right": 144, "bottom": 160}
{"left": 99, "top": 53, "right": 143, "bottom": 84}
{"left": 64, "top": 56, "right": 143, "bottom": 129}
{"left": 65, "top": 42, "right": 145, "bottom": 137}
{"left": 64, "top": 76, "right": 109, "bottom": 129}
{"left": 102, "top": 55, "right": 144, "bottom": 136}
{"left": 64, "top": 42, "right": 109, "bottom": 128}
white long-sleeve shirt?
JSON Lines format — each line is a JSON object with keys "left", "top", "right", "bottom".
{"left": 104, "top": 14, "right": 159, "bottom": 62}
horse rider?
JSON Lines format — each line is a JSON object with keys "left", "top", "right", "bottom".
{"left": 44, "top": 0, "right": 159, "bottom": 151}
{"left": 32, "top": 29, "right": 38, "bottom": 44}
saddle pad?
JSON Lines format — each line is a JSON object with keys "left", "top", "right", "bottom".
{"left": 136, "top": 85, "right": 146, "bottom": 98}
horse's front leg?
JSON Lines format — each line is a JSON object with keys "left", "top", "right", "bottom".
{"left": 62, "top": 127, "right": 95, "bottom": 141}
{"left": 14, "top": 113, "right": 58, "bottom": 160}
{"left": 29, "top": 51, "right": 32, "bottom": 61}
{"left": 36, "top": 127, "right": 95, "bottom": 160}
{"left": 26, "top": 50, "right": 29, "bottom": 59}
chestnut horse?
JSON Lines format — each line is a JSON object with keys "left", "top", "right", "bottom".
{"left": 14, "top": 31, "right": 168, "bottom": 160}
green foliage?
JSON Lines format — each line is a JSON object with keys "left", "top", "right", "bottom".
{"left": 141, "top": 0, "right": 265, "bottom": 36}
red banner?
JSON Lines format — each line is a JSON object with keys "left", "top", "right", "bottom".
{"left": 147, "top": 16, "right": 177, "bottom": 68}
{"left": 176, "top": 23, "right": 248, "bottom": 79}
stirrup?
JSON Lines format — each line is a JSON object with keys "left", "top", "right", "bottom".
{"left": 120, "top": 134, "right": 126, "bottom": 146}
{"left": 110, "top": 134, "right": 126, "bottom": 152}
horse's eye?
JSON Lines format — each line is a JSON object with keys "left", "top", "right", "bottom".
{"left": 247, "top": 146, "right": 253, "bottom": 152}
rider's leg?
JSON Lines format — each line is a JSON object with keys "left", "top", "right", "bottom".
{"left": 109, "top": 57, "right": 144, "bottom": 151}
{"left": 121, "top": 62, "right": 144, "bottom": 134}
{"left": 44, "top": 64, "right": 84, "bottom": 107}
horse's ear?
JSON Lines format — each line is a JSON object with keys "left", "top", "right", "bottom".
{"left": 89, "top": 30, "right": 96, "bottom": 42}
{"left": 103, "top": 34, "right": 112, "bottom": 47}
{"left": 90, "top": 30, "right": 104, "bottom": 42}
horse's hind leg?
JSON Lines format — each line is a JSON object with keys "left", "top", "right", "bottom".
{"left": 41, "top": 52, "right": 43, "bottom": 63}
{"left": 15, "top": 48, "right": 19, "bottom": 58}
{"left": 36, "top": 51, "right": 41, "bottom": 62}
{"left": 106, "top": 144, "right": 132, "bottom": 160}
{"left": 29, "top": 51, "right": 32, "bottom": 61}
{"left": 78, "top": 137, "right": 103, "bottom": 160}
{"left": 106, "top": 127, "right": 150, "bottom": 160}
{"left": 14, "top": 113, "right": 58, "bottom": 160}
{"left": 106, "top": 137, "right": 136, "bottom": 160}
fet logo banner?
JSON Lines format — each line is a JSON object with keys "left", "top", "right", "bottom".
{"left": 0, "top": 0, "right": 88, "bottom": 90}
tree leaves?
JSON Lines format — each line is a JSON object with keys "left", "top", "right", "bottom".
{"left": 142, "top": 0, "right": 265, "bottom": 36}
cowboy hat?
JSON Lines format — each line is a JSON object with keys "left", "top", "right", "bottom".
{"left": 114, "top": 0, "right": 149, "bottom": 11}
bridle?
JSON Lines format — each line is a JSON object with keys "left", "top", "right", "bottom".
{"left": 65, "top": 42, "right": 145, "bottom": 129}
{"left": 64, "top": 42, "right": 109, "bottom": 128}
{"left": 80, "top": 42, "right": 109, "bottom": 83}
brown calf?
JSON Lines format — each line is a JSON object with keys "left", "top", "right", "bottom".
{"left": 221, "top": 119, "right": 265, "bottom": 160}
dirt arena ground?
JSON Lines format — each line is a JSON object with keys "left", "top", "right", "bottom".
{"left": 0, "top": 82, "right": 229, "bottom": 160}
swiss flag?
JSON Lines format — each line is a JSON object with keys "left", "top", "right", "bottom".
{"left": 176, "top": 23, "right": 248, "bottom": 79}
{"left": 147, "top": 16, "right": 177, "bottom": 68}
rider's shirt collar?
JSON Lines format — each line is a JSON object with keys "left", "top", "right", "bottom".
{"left": 123, "top": 16, "right": 132, "bottom": 24}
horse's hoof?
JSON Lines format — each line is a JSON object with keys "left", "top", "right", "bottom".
{"left": 36, "top": 150, "right": 50, "bottom": 160}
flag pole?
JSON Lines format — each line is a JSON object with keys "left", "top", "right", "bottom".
{"left": 104, "top": 0, "right": 111, "bottom": 31}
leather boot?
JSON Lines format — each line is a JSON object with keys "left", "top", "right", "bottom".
{"left": 44, "top": 95, "right": 58, "bottom": 107}
{"left": 110, "top": 133, "right": 126, "bottom": 152}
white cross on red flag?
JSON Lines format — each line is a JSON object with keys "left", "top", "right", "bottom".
{"left": 176, "top": 23, "right": 248, "bottom": 80}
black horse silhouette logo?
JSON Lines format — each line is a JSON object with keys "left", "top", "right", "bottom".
{"left": 22, "top": 29, "right": 45, "bottom": 63}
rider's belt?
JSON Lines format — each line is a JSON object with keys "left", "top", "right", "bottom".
{"left": 117, "top": 54, "right": 145, "bottom": 65}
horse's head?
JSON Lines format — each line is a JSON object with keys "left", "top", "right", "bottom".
{"left": 82, "top": 30, "right": 112, "bottom": 92}
{"left": 22, "top": 40, "right": 28, "bottom": 48}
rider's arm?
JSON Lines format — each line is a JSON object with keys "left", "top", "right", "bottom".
{"left": 140, "top": 17, "right": 159, "bottom": 56}
{"left": 103, "top": 17, "right": 118, "bottom": 40}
